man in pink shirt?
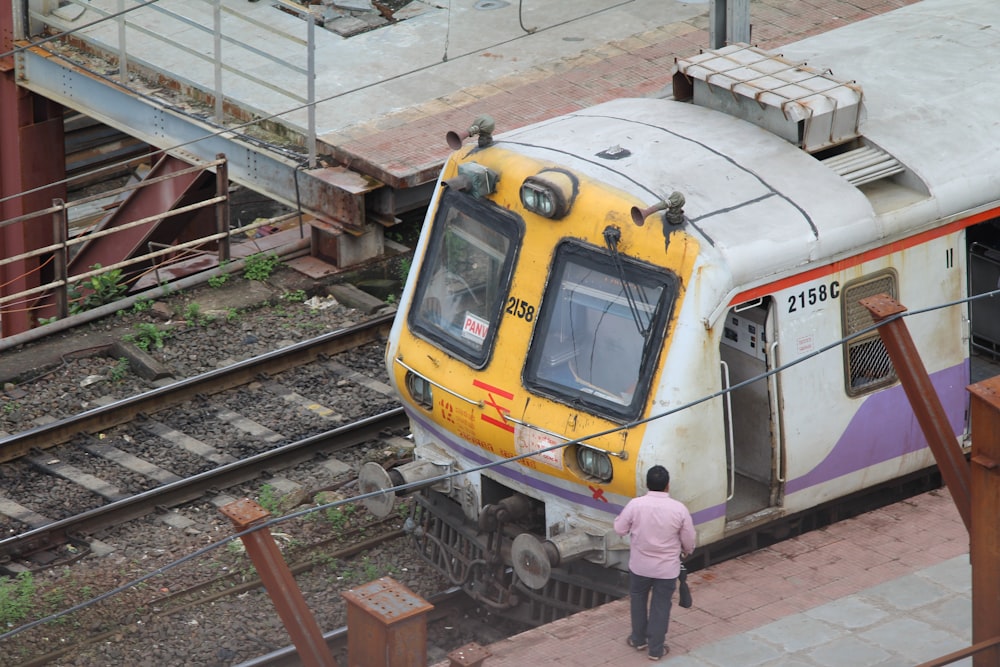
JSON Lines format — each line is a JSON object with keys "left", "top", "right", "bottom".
{"left": 613, "top": 465, "right": 696, "bottom": 661}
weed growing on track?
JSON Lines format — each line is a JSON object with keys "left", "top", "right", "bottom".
{"left": 108, "top": 357, "right": 130, "bottom": 383}
{"left": 0, "top": 572, "right": 36, "bottom": 626}
{"left": 125, "top": 322, "right": 170, "bottom": 351}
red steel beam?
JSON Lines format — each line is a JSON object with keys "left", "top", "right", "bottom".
{"left": 859, "top": 294, "right": 972, "bottom": 531}
{"left": 220, "top": 498, "right": 338, "bottom": 667}
{"left": 1, "top": 7, "right": 65, "bottom": 336}
{"left": 968, "top": 377, "right": 1000, "bottom": 667}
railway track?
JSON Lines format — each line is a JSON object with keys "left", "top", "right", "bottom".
{"left": 0, "top": 314, "right": 404, "bottom": 572}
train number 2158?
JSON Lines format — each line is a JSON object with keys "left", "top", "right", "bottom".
{"left": 506, "top": 297, "right": 535, "bottom": 322}
{"left": 787, "top": 281, "right": 840, "bottom": 313}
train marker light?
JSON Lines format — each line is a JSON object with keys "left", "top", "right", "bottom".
{"left": 577, "top": 446, "right": 613, "bottom": 482}
{"left": 519, "top": 169, "right": 576, "bottom": 219}
{"left": 405, "top": 371, "right": 434, "bottom": 409}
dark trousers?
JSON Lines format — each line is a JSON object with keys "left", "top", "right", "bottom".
{"left": 628, "top": 571, "right": 676, "bottom": 658}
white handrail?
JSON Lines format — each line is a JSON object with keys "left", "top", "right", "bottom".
{"left": 768, "top": 341, "right": 785, "bottom": 483}
{"left": 720, "top": 360, "right": 735, "bottom": 501}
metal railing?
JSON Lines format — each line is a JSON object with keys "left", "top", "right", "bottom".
{"left": 0, "top": 153, "right": 282, "bottom": 325}
{"left": 24, "top": 0, "right": 318, "bottom": 166}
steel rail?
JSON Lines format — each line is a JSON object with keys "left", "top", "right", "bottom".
{"left": 0, "top": 407, "right": 408, "bottom": 562}
{"left": 0, "top": 313, "right": 395, "bottom": 463}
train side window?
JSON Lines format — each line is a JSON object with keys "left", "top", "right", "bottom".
{"left": 524, "top": 241, "right": 678, "bottom": 421}
{"left": 841, "top": 270, "right": 899, "bottom": 396}
{"left": 409, "top": 188, "right": 522, "bottom": 367}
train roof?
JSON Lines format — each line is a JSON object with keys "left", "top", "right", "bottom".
{"left": 494, "top": 0, "right": 1000, "bottom": 305}
{"left": 779, "top": 0, "right": 1000, "bottom": 219}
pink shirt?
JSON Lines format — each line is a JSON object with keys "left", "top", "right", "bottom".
{"left": 613, "top": 490, "right": 696, "bottom": 579}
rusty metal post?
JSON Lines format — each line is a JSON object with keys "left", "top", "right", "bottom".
{"left": 448, "top": 642, "right": 491, "bottom": 667}
{"left": 968, "top": 377, "right": 1000, "bottom": 667}
{"left": 52, "top": 200, "right": 69, "bottom": 321}
{"left": 220, "top": 498, "right": 338, "bottom": 667}
{"left": 859, "top": 294, "right": 972, "bottom": 531}
{"left": 215, "top": 153, "right": 230, "bottom": 264}
{"left": 341, "top": 577, "right": 433, "bottom": 667}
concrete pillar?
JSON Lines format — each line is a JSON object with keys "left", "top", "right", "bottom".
{"left": 709, "top": 0, "right": 751, "bottom": 49}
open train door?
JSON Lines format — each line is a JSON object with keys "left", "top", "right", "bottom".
{"left": 719, "top": 298, "right": 783, "bottom": 527}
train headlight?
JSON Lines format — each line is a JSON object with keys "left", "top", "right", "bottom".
{"left": 405, "top": 371, "right": 434, "bottom": 410}
{"left": 519, "top": 170, "right": 576, "bottom": 219}
{"left": 576, "top": 446, "right": 613, "bottom": 483}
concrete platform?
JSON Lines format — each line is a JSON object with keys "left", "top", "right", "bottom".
{"left": 435, "top": 488, "right": 970, "bottom": 666}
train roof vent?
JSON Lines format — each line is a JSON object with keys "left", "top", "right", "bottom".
{"left": 673, "top": 44, "right": 863, "bottom": 154}
{"left": 820, "top": 144, "right": 905, "bottom": 187}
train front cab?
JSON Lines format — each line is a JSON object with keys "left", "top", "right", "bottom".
{"left": 376, "top": 149, "right": 708, "bottom": 620}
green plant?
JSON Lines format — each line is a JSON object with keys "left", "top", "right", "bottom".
{"left": 322, "top": 505, "right": 352, "bottom": 531}
{"left": 208, "top": 261, "right": 230, "bottom": 288}
{"left": 108, "top": 357, "right": 130, "bottom": 383}
{"left": 125, "top": 322, "right": 170, "bottom": 351}
{"left": 131, "top": 298, "right": 153, "bottom": 313}
{"left": 0, "top": 571, "right": 36, "bottom": 626}
{"left": 243, "top": 253, "right": 281, "bottom": 282}
{"left": 258, "top": 484, "right": 281, "bottom": 515}
{"left": 385, "top": 293, "right": 397, "bottom": 305}
{"left": 3, "top": 401, "right": 19, "bottom": 414}
{"left": 68, "top": 264, "right": 128, "bottom": 314}
{"left": 42, "top": 588, "right": 66, "bottom": 608}
{"left": 38, "top": 316, "right": 58, "bottom": 326}
{"left": 226, "top": 307, "right": 239, "bottom": 322}
{"left": 361, "top": 556, "right": 379, "bottom": 581}
{"left": 281, "top": 289, "right": 307, "bottom": 303}
{"left": 183, "top": 302, "right": 213, "bottom": 327}
{"left": 397, "top": 257, "right": 412, "bottom": 283}
{"left": 313, "top": 554, "right": 340, "bottom": 570}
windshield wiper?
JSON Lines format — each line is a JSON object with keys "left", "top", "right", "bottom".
{"left": 603, "top": 226, "right": 650, "bottom": 338}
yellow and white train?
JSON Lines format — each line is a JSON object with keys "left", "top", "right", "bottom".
{"left": 366, "top": 0, "right": 1000, "bottom": 622}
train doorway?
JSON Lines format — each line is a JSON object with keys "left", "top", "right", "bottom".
{"left": 968, "top": 220, "right": 1000, "bottom": 378}
{"left": 720, "top": 299, "right": 782, "bottom": 525}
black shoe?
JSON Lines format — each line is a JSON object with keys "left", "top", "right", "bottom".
{"left": 627, "top": 637, "right": 647, "bottom": 651}
{"left": 648, "top": 645, "right": 670, "bottom": 661}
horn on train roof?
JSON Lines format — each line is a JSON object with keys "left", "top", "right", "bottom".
{"left": 446, "top": 114, "right": 496, "bottom": 149}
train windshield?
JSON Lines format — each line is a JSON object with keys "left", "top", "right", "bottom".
{"left": 525, "top": 242, "right": 677, "bottom": 421}
{"left": 408, "top": 188, "right": 522, "bottom": 366}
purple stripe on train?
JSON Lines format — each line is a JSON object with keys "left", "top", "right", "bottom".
{"left": 784, "top": 362, "right": 968, "bottom": 494}
{"left": 405, "top": 361, "right": 967, "bottom": 528}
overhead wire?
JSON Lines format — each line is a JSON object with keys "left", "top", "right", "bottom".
{"left": 1, "top": 285, "right": 996, "bottom": 642}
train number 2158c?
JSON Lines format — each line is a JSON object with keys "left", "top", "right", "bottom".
{"left": 787, "top": 281, "right": 840, "bottom": 313}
